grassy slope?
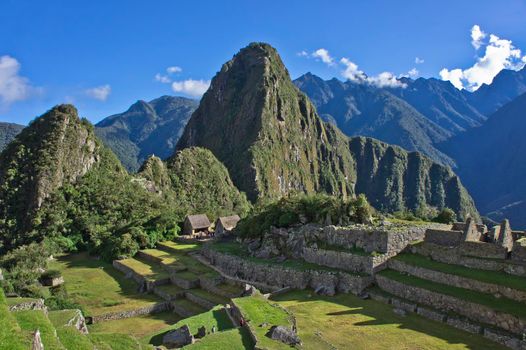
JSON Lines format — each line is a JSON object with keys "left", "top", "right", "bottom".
{"left": 143, "top": 306, "right": 233, "bottom": 346}
{"left": 233, "top": 294, "right": 293, "bottom": 350}
{"left": 0, "top": 289, "right": 29, "bottom": 350}
{"left": 379, "top": 269, "right": 526, "bottom": 319}
{"left": 14, "top": 310, "right": 65, "bottom": 350}
{"left": 395, "top": 253, "right": 526, "bottom": 292}
{"left": 88, "top": 333, "right": 144, "bottom": 350}
{"left": 185, "top": 327, "right": 254, "bottom": 350}
{"left": 48, "top": 253, "right": 162, "bottom": 316}
{"left": 272, "top": 289, "right": 506, "bottom": 350}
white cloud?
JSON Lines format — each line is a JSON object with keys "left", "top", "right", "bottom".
{"left": 166, "top": 66, "right": 182, "bottom": 74}
{"left": 406, "top": 68, "right": 419, "bottom": 78}
{"left": 0, "top": 55, "right": 33, "bottom": 108}
{"left": 312, "top": 48, "right": 334, "bottom": 66}
{"left": 471, "top": 25, "right": 486, "bottom": 50}
{"left": 440, "top": 25, "right": 526, "bottom": 91}
{"left": 85, "top": 84, "right": 111, "bottom": 101}
{"left": 171, "top": 79, "right": 210, "bottom": 97}
{"left": 415, "top": 57, "right": 424, "bottom": 64}
{"left": 155, "top": 73, "right": 171, "bottom": 83}
{"left": 340, "top": 57, "right": 406, "bottom": 88}
{"left": 297, "top": 50, "right": 308, "bottom": 57}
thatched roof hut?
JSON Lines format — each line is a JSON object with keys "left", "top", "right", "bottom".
{"left": 183, "top": 214, "right": 211, "bottom": 235}
{"left": 215, "top": 215, "right": 241, "bottom": 237}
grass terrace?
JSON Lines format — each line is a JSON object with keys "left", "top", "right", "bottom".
{"left": 143, "top": 305, "right": 233, "bottom": 346}
{"left": 5, "top": 296, "right": 41, "bottom": 306}
{"left": 14, "top": 310, "right": 65, "bottom": 350}
{"left": 395, "top": 253, "right": 526, "bottom": 292}
{"left": 232, "top": 294, "right": 294, "bottom": 350}
{"left": 271, "top": 289, "right": 507, "bottom": 350}
{"left": 185, "top": 327, "right": 254, "bottom": 350}
{"left": 209, "top": 241, "right": 367, "bottom": 275}
{"left": 117, "top": 256, "right": 170, "bottom": 280}
{"left": 379, "top": 269, "right": 526, "bottom": 319}
{"left": 88, "top": 333, "right": 143, "bottom": 350}
{"left": 0, "top": 289, "right": 29, "bottom": 350}
{"left": 48, "top": 253, "right": 162, "bottom": 317}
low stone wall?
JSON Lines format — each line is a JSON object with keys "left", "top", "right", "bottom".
{"left": 512, "top": 240, "right": 526, "bottom": 263}
{"left": 170, "top": 275, "right": 200, "bottom": 289}
{"left": 8, "top": 298, "right": 46, "bottom": 312}
{"left": 113, "top": 260, "right": 170, "bottom": 291}
{"left": 200, "top": 276, "right": 243, "bottom": 298}
{"left": 203, "top": 248, "right": 373, "bottom": 295}
{"left": 460, "top": 241, "right": 508, "bottom": 260}
{"left": 424, "top": 229, "right": 463, "bottom": 246}
{"left": 153, "top": 286, "right": 184, "bottom": 301}
{"left": 301, "top": 247, "right": 391, "bottom": 274}
{"left": 185, "top": 292, "right": 216, "bottom": 309}
{"left": 412, "top": 242, "right": 526, "bottom": 277}
{"left": 92, "top": 302, "right": 171, "bottom": 323}
{"left": 389, "top": 259, "right": 526, "bottom": 303}
{"left": 376, "top": 275, "right": 526, "bottom": 336}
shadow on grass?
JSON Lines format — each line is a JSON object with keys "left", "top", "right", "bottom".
{"left": 270, "top": 290, "right": 508, "bottom": 350}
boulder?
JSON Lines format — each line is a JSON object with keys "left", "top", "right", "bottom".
{"left": 242, "top": 284, "right": 259, "bottom": 297}
{"left": 196, "top": 326, "right": 206, "bottom": 338}
{"left": 266, "top": 326, "right": 301, "bottom": 346}
{"left": 163, "top": 325, "right": 194, "bottom": 348}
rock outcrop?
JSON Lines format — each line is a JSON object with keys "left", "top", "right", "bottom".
{"left": 267, "top": 325, "right": 301, "bottom": 346}
{"left": 163, "top": 324, "right": 194, "bottom": 348}
{"left": 177, "top": 42, "right": 478, "bottom": 220}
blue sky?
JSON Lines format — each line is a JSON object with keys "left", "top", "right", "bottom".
{"left": 1, "top": 0, "right": 525, "bottom": 124}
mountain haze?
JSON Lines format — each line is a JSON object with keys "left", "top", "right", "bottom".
{"left": 177, "top": 42, "right": 478, "bottom": 219}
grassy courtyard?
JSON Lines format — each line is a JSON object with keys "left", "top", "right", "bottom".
{"left": 270, "top": 289, "right": 507, "bottom": 350}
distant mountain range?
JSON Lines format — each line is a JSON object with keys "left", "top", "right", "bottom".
{"left": 0, "top": 122, "right": 25, "bottom": 152}
{"left": 95, "top": 96, "right": 198, "bottom": 172}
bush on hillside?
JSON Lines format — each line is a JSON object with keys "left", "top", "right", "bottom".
{"left": 434, "top": 208, "right": 457, "bottom": 224}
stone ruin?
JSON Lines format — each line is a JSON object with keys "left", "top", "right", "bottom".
{"left": 423, "top": 218, "right": 525, "bottom": 262}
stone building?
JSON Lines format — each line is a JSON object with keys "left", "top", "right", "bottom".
{"left": 182, "top": 214, "right": 211, "bottom": 235}
{"left": 214, "top": 215, "right": 241, "bottom": 237}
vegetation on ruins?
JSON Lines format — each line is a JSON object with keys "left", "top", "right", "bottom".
{"left": 236, "top": 193, "right": 373, "bottom": 238}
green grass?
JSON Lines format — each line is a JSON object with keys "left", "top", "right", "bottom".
{"left": 143, "top": 305, "right": 233, "bottom": 346}
{"left": 14, "top": 310, "right": 65, "bottom": 350}
{"left": 172, "top": 298, "right": 207, "bottom": 315}
{"left": 48, "top": 253, "right": 163, "bottom": 317}
{"left": 88, "top": 311, "right": 181, "bottom": 338}
{"left": 209, "top": 241, "right": 366, "bottom": 275}
{"left": 55, "top": 326, "right": 94, "bottom": 350}
{"left": 88, "top": 333, "right": 143, "bottom": 350}
{"left": 117, "top": 257, "right": 170, "bottom": 280}
{"left": 395, "top": 253, "right": 526, "bottom": 292}
{"left": 5, "top": 296, "right": 41, "bottom": 306}
{"left": 271, "top": 289, "right": 507, "bottom": 350}
{"left": 0, "top": 289, "right": 29, "bottom": 350}
{"left": 232, "top": 294, "right": 293, "bottom": 350}
{"left": 48, "top": 309, "right": 80, "bottom": 327}
{"left": 185, "top": 327, "right": 254, "bottom": 350}
{"left": 379, "top": 269, "right": 526, "bottom": 319}
{"left": 187, "top": 288, "right": 230, "bottom": 305}
{"left": 155, "top": 284, "right": 185, "bottom": 296}
{"left": 157, "top": 240, "right": 201, "bottom": 253}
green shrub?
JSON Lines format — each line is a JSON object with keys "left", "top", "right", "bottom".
{"left": 434, "top": 208, "right": 457, "bottom": 224}
{"left": 41, "top": 269, "right": 61, "bottom": 280}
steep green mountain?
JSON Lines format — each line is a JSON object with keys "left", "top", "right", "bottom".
{"left": 139, "top": 147, "right": 250, "bottom": 219}
{"left": 467, "top": 66, "right": 526, "bottom": 116}
{"left": 95, "top": 96, "right": 198, "bottom": 172}
{"left": 177, "top": 42, "right": 478, "bottom": 219}
{"left": 294, "top": 73, "right": 454, "bottom": 166}
{"left": 0, "top": 104, "right": 182, "bottom": 257}
{"left": 0, "top": 122, "right": 24, "bottom": 152}
{"left": 441, "top": 92, "right": 526, "bottom": 227}
{"left": 391, "top": 77, "right": 486, "bottom": 133}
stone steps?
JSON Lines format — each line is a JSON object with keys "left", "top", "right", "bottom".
{"left": 153, "top": 284, "right": 186, "bottom": 301}
{"left": 171, "top": 298, "right": 207, "bottom": 318}
{"left": 201, "top": 282, "right": 244, "bottom": 298}
{"left": 367, "top": 287, "right": 526, "bottom": 350}
{"left": 376, "top": 269, "right": 526, "bottom": 337}
{"left": 185, "top": 289, "right": 230, "bottom": 309}
{"left": 170, "top": 271, "right": 201, "bottom": 289}
{"left": 389, "top": 255, "right": 526, "bottom": 303}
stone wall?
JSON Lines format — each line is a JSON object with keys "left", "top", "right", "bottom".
{"left": 113, "top": 260, "right": 171, "bottom": 291}
{"left": 460, "top": 241, "right": 508, "bottom": 259}
{"left": 92, "top": 302, "right": 171, "bottom": 322}
{"left": 8, "top": 298, "right": 46, "bottom": 312}
{"left": 388, "top": 259, "right": 526, "bottom": 303}
{"left": 376, "top": 275, "right": 526, "bottom": 336}
{"left": 302, "top": 247, "right": 390, "bottom": 274}
{"left": 203, "top": 248, "right": 373, "bottom": 296}
{"left": 412, "top": 242, "right": 526, "bottom": 277}
{"left": 512, "top": 239, "right": 526, "bottom": 263}
{"left": 424, "top": 229, "right": 463, "bottom": 246}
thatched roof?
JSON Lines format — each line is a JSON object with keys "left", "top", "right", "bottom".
{"left": 185, "top": 214, "right": 211, "bottom": 229}
{"left": 216, "top": 215, "right": 241, "bottom": 231}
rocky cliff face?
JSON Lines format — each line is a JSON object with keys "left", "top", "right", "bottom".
{"left": 0, "top": 105, "right": 106, "bottom": 249}
{"left": 0, "top": 122, "right": 24, "bottom": 152}
{"left": 177, "top": 43, "right": 479, "bottom": 219}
